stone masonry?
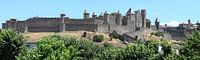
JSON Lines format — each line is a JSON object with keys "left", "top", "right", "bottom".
{"left": 2, "top": 8, "right": 151, "bottom": 34}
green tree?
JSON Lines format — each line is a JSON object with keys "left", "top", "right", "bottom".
{"left": 17, "top": 35, "right": 70, "bottom": 60}
{"left": 164, "top": 53, "right": 187, "bottom": 60}
{"left": 118, "top": 43, "right": 155, "bottom": 60}
{"left": 180, "top": 31, "right": 200, "bottom": 59}
{"left": 62, "top": 35, "right": 100, "bottom": 60}
{"left": 0, "top": 29, "right": 26, "bottom": 60}
{"left": 145, "top": 39, "right": 173, "bottom": 60}
{"left": 97, "top": 46, "right": 119, "bottom": 60}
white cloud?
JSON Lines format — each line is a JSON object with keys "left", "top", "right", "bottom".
{"left": 161, "top": 20, "right": 181, "bottom": 27}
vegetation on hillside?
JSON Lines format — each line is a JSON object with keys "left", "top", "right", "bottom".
{"left": 109, "top": 31, "right": 125, "bottom": 41}
{"left": 151, "top": 31, "right": 164, "bottom": 37}
{"left": 0, "top": 29, "right": 200, "bottom": 60}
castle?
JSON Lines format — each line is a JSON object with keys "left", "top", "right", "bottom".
{"left": 2, "top": 8, "right": 152, "bottom": 34}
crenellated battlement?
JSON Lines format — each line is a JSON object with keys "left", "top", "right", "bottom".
{"left": 2, "top": 8, "right": 151, "bottom": 33}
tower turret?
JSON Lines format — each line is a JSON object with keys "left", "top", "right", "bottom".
{"left": 125, "top": 8, "right": 134, "bottom": 26}
{"left": 60, "top": 14, "right": 66, "bottom": 32}
{"left": 126, "top": 8, "right": 132, "bottom": 16}
{"left": 188, "top": 19, "right": 191, "bottom": 24}
{"left": 134, "top": 10, "right": 140, "bottom": 27}
{"left": 98, "top": 12, "right": 103, "bottom": 19}
{"left": 196, "top": 20, "right": 200, "bottom": 25}
{"left": 83, "top": 10, "right": 90, "bottom": 20}
{"left": 103, "top": 11, "right": 109, "bottom": 24}
{"left": 155, "top": 18, "right": 160, "bottom": 30}
{"left": 141, "top": 9, "right": 146, "bottom": 28}
{"left": 115, "top": 11, "right": 122, "bottom": 25}
{"left": 92, "top": 12, "right": 97, "bottom": 19}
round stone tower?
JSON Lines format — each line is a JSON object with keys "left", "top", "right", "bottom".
{"left": 141, "top": 9, "right": 146, "bottom": 28}
{"left": 83, "top": 10, "right": 90, "bottom": 20}
{"left": 60, "top": 14, "right": 66, "bottom": 32}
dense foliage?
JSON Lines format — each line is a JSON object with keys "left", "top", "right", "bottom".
{"left": 0, "top": 29, "right": 200, "bottom": 60}
{"left": 93, "top": 34, "right": 104, "bottom": 42}
{"left": 151, "top": 31, "right": 164, "bottom": 37}
{"left": 17, "top": 35, "right": 70, "bottom": 60}
{"left": 109, "top": 31, "right": 125, "bottom": 41}
{"left": 0, "top": 29, "right": 26, "bottom": 60}
{"left": 179, "top": 31, "right": 200, "bottom": 59}
{"left": 17, "top": 35, "right": 175, "bottom": 60}
{"left": 109, "top": 31, "right": 119, "bottom": 38}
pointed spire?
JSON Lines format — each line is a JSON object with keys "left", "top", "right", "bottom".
{"left": 84, "top": 9, "right": 87, "bottom": 13}
{"left": 196, "top": 20, "right": 200, "bottom": 25}
{"left": 126, "top": 8, "right": 131, "bottom": 15}
{"left": 117, "top": 10, "right": 120, "bottom": 14}
{"left": 99, "top": 12, "right": 102, "bottom": 16}
{"left": 36, "top": 15, "right": 39, "bottom": 18}
{"left": 104, "top": 10, "right": 107, "bottom": 14}
{"left": 93, "top": 12, "right": 95, "bottom": 15}
{"left": 155, "top": 18, "right": 159, "bottom": 22}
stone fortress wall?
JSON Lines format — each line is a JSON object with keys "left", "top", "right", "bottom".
{"left": 2, "top": 8, "right": 152, "bottom": 36}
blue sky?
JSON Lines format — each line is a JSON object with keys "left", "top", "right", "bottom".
{"left": 0, "top": 0, "right": 200, "bottom": 27}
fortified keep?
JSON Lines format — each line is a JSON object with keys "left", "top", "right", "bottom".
{"left": 2, "top": 8, "right": 151, "bottom": 34}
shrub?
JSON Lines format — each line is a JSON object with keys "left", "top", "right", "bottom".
{"left": 0, "top": 29, "right": 26, "bottom": 60}
{"left": 93, "top": 34, "right": 104, "bottom": 42}
{"left": 151, "top": 32, "right": 164, "bottom": 37}
{"left": 109, "top": 31, "right": 119, "bottom": 38}
{"left": 118, "top": 35, "right": 125, "bottom": 41}
{"left": 103, "top": 42, "right": 113, "bottom": 47}
{"left": 109, "top": 31, "right": 125, "bottom": 41}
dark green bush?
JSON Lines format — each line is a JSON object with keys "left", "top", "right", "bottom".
{"left": 151, "top": 32, "right": 164, "bottom": 37}
{"left": 109, "top": 31, "right": 119, "bottom": 38}
{"left": 118, "top": 35, "right": 125, "bottom": 41}
{"left": 0, "top": 29, "right": 26, "bottom": 60}
{"left": 93, "top": 34, "right": 104, "bottom": 42}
